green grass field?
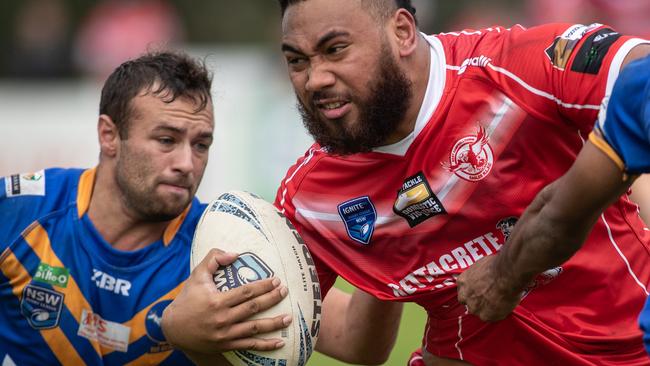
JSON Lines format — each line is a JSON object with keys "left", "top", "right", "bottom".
{"left": 307, "top": 278, "right": 427, "bottom": 366}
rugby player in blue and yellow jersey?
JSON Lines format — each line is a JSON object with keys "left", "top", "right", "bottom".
{"left": 0, "top": 51, "right": 291, "bottom": 365}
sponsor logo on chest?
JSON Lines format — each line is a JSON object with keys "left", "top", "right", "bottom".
{"left": 92, "top": 269, "right": 131, "bottom": 296}
{"left": 337, "top": 196, "right": 377, "bottom": 245}
{"left": 388, "top": 231, "right": 504, "bottom": 297}
{"left": 393, "top": 172, "right": 446, "bottom": 227}
{"left": 78, "top": 309, "right": 131, "bottom": 352}
{"left": 34, "top": 263, "right": 70, "bottom": 288}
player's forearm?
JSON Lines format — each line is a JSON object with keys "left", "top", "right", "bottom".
{"left": 316, "top": 288, "right": 402, "bottom": 364}
{"left": 343, "top": 291, "right": 402, "bottom": 363}
{"left": 494, "top": 184, "right": 597, "bottom": 292}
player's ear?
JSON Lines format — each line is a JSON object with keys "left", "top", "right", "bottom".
{"left": 97, "top": 114, "right": 119, "bottom": 158}
{"left": 391, "top": 8, "right": 418, "bottom": 57}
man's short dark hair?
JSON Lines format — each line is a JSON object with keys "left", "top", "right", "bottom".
{"left": 99, "top": 51, "right": 213, "bottom": 139}
{"left": 278, "top": 0, "right": 418, "bottom": 25}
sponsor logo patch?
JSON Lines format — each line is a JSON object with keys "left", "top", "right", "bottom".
{"left": 457, "top": 55, "right": 491, "bottom": 75}
{"left": 443, "top": 125, "right": 494, "bottom": 182}
{"left": 545, "top": 23, "right": 602, "bottom": 70}
{"left": 92, "top": 269, "right": 131, "bottom": 296}
{"left": 213, "top": 253, "right": 274, "bottom": 291}
{"left": 5, "top": 170, "right": 45, "bottom": 197}
{"left": 20, "top": 284, "right": 64, "bottom": 329}
{"left": 337, "top": 196, "right": 377, "bottom": 245}
{"left": 393, "top": 172, "right": 446, "bottom": 227}
{"left": 571, "top": 28, "right": 621, "bottom": 74}
{"left": 34, "top": 263, "right": 70, "bottom": 288}
{"left": 78, "top": 309, "right": 131, "bottom": 352}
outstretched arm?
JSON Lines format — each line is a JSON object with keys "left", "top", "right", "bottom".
{"left": 315, "top": 287, "right": 403, "bottom": 365}
{"left": 457, "top": 142, "right": 634, "bottom": 321}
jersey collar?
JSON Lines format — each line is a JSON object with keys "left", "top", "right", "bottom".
{"left": 372, "top": 33, "right": 447, "bottom": 156}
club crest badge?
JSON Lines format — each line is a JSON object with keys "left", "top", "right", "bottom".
{"left": 443, "top": 125, "right": 494, "bottom": 182}
{"left": 338, "top": 196, "right": 376, "bottom": 245}
{"left": 393, "top": 172, "right": 446, "bottom": 227}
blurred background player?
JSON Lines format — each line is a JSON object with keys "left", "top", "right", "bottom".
{"left": 0, "top": 50, "right": 291, "bottom": 365}
{"left": 457, "top": 53, "right": 650, "bottom": 349}
{"left": 274, "top": 0, "right": 650, "bottom": 365}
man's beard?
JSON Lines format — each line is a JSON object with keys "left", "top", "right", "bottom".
{"left": 297, "top": 48, "right": 413, "bottom": 155}
{"left": 116, "top": 144, "right": 194, "bottom": 222}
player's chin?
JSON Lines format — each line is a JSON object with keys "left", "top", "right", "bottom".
{"left": 155, "top": 195, "right": 191, "bottom": 218}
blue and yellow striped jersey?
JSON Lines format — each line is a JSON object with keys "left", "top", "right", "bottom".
{"left": 590, "top": 54, "right": 650, "bottom": 175}
{"left": 0, "top": 168, "right": 206, "bottom": 365}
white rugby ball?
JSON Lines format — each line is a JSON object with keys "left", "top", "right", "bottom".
{"left": 190, "top": 191, "right": 321, "bottom": 366}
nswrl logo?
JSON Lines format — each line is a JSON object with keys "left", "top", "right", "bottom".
{"left": 21, "top": 284, "right": 64, "bottom": 329}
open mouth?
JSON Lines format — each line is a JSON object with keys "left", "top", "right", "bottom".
{"left": 315, "top": 99, "right": 351, "bottom": 120}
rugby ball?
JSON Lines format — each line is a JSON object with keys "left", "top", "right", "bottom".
{"left": 190, "top": 191, "right": 321, "bottom": 366}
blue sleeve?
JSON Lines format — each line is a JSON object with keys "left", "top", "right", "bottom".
{"left": 599, "top": 55, "right": 650, "bottom": 174}
{"left": 0, "top": 169, "right": 81, "bottom": 252}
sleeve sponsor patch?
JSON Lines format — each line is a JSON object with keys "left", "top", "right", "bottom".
{"left": 571, "top": 28, "right": 621, "bottom": 74}
{"left": 4, "top": 170, "right": 45, "bottom": 197}
{"left": 545, "top": 23, "right": 602, "bottom": 70}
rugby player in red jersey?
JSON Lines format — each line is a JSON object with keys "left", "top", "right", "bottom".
{"left": 275, "top": 0, "right": 650, "bottom": 364}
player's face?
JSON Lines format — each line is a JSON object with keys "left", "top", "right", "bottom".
{"left": 281, "top": 0, "right": 412, "bottom": 155}
{"left": 115, "top": 92, "right": 213, "bottom": 221}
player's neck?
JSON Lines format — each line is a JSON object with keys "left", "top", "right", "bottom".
{"left": 87, "top": 166, "right": 170, "bottom": 251}
{"left": 383, "top": 37, "right": 431, "bottom": 145}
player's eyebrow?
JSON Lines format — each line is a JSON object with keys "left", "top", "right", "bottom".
{"left": 314, "top": 30, "right": 350, "bottom": 50}
{"left": 153, "top": 125, "right": 185, "bottom": 134}
{"left": 281, "top": 30, "right": 350, "bottom": 54}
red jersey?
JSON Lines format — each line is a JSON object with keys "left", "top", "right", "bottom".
{"left": 275, "top": 23, "right": 650, "bottom": 365}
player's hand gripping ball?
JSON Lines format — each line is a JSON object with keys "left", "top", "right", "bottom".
{"left": 191, "top": 191, "right": 321, "bottom": 366}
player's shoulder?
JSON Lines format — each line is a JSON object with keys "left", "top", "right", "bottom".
{"left": 433, "top": 22, "right": 615, "bottom": 64}
{"left": 2, "top": 167, "right": 85, "bottom": 209}
{"left": 0, "top": 167, "right": 87, "bottom": 253}
{"left": 617, "top": 55, "right": 650, "bottom": 91}
{"left": 280, "top": 143, "right": 329, "bottom": 184}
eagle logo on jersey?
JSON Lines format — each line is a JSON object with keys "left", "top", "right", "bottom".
{"left": 393, "top": 172, "right": 446, "bottom": 227}
{"left": 443, "top": 125, "right": 494, "bottom": 182}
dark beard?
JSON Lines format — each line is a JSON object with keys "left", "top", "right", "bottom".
{"left": 297, "top": 49, "right": 413, "bottom": 155}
